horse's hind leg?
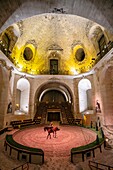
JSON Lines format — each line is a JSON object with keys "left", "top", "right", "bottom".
{"left": 47, "top": 133, "right": 51, "bottom": 139}
{"left": 49, "top": 133, "right": 51, "bottom": 139}
{"left": 47, "top": 133, "right": 49, "bottom": 139}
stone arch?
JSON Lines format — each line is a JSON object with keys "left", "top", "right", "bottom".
{"left": 89, "top": 25, "right": 109, "bottom": 52}
{"left": 39, "top": 88, "right": 68, "bottom": 103}
{"left": 34, "top": 81, "right": 74, "bottom": 115}
{"left": 35, "top": 81, "right": 73, "bottom": 103}
{"left": 0, "top": 24, "right": 20, "bottom": 56}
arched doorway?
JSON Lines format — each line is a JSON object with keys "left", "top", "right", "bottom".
{"left": 41, "top": 89, "right": 66, "bottom": 122}
{"left": 34, "top": 81, "right": 74, "bottom": 124}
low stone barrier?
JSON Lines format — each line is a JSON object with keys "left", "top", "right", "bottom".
{"left": 4, "top": 134, "right": 44, "bottom": 165}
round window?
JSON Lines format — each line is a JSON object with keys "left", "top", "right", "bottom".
{"left": 23, "top": 47, "right": 33, "bottom": 61}
{"left": 75, "top": 48, "right": 85, "bottom": 62}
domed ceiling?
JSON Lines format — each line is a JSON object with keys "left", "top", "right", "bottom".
{"left": 0, "top": 13, "right": 113, "bottom": 75}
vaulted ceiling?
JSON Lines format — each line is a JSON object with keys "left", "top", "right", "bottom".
{"left": 0, "top": 0, "right": 113, "bottom": 76}
{"left": 0, "top": 0, "right": 113, "bottom": 33}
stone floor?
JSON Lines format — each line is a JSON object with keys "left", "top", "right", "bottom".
{"left": 0, "top": 127, "right": 113, "bottom": 170}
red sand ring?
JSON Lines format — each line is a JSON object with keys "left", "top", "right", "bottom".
{"left": 13, "top": 125, "right": 97, "bottom": 157}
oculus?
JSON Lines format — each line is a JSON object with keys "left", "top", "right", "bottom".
{"left": 75, "top": 48, "right": 85, "bottom": 62}
{"left": 23, "top": 47, "right": 33, "bottom": 61}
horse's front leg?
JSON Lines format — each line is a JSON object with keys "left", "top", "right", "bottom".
{"left": 47, "top": 134, "right": 49, "bottom": 139}
{"left": 47, "top": 133, "right": 50, "bottom": 139}
{"left": 50, "top": 134, "right": 51, "bottom": 139}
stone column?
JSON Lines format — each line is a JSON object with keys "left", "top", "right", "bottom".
{"left": 28, "top": 78, "right": 36, "bottom": 119}
{"left": 73, "top": 78, "right": 79, "bottom": 117}
{"left": 0, "top": 66, "right": 9, "bottom": 128}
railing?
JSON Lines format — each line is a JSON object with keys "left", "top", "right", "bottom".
{"left": 12, "top": 162, "right": 29, "bottom": 170}
{"left": 71, "top": 127, "right": 105, "bottom": 163}
{"left": 0, "top": 127, "right": 8, "bottom": 135}
{"left": 89, "top": 160, "right": 113, "bottom": 170}
{"left": 96, "top": 41, "right": 113, "bottom": 64}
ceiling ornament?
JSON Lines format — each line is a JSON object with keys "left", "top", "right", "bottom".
{"left": 71, "top": 41, "right": 83, "bottom": 50}
{"left": 25, "top": 40, "right": 37, "bottom": 48}
{"left": 48, "top": 44, "right": 63, "bottom": 51}
{"left": 51, "top": 8, "right": 66, "bottom": 14}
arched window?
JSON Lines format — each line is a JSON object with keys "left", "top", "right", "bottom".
{"left": 78, "top": 78, "right": 92, "bottom": 113}
{"left": 89, "top": 25, "right": 109, "bottom": 61}
{"left": 98, "top": 34, "right": 108, "bottom": 58}
{"left": 0, "top": 33, "right": 10, "bottom": 56}
{"left": 15, "top": 78, "right": 30, "bottom": 114}
{"left": 50, "top": 59, "right": 58, "bottom": 75}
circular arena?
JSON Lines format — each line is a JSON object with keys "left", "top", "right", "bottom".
{"left": 12, "top": 125, "right": 97, "bottom": 158}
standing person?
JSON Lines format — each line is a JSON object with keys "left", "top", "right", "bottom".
{"left": 7, "top": 102, "right": 12, "bottom": 113}
{"left": 96, "top": 100, "right": 101, "bottom": 112}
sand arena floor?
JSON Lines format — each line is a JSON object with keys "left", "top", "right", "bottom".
{"left": 12, "top": 125, "right": 97, "bottom": 158}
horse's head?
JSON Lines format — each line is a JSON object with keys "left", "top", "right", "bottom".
{"left": 54, "top": 127, "right": 60, "bottom": 131}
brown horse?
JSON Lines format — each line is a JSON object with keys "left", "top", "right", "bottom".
{"left": 44, "top": 126, "right": 60, "bottom": 139}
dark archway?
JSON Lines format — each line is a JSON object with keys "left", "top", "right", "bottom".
{"left": 35, "top": 81, "right": 73, "bottom": 103}
{"left": 41, "top": 89, "right": 66, "bottom": 103}
{"left": 34, "top": 81, "right": 74, "bottom": 124}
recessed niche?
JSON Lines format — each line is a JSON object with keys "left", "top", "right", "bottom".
{"left": 75, "top": 48, "right": 85, "bottom": 62}
{"left": 23, "top": 47, "right": 33, "bottom": 61}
